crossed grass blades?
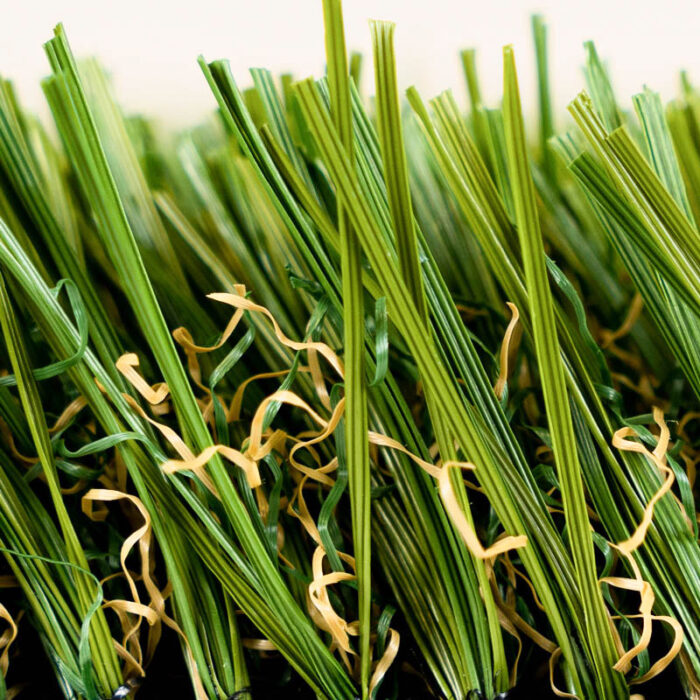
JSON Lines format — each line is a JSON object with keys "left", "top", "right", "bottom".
{"left": 0, "top": 3, "right": 697, "bottom": 699}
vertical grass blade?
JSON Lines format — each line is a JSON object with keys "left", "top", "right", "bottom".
{"left": 502, "top": 46, "right": 627, "bottom": 699}
{"left": 371, "top": 20, "right": 506, "bottom": 695}
{"left": 322, "top": 2, "right": 371, "bottom": 695}
{"left": 532, "top": 15, "right": 556, "bottom": 183}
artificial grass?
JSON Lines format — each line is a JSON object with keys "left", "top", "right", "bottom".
{"left": 0, "top": 4, "right": 697, "bottom": 699}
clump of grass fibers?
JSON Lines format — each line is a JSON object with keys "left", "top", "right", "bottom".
{"left": 0, "top": 4, "right": 697, "bottom": 699}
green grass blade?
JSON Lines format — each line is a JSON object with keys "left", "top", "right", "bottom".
{"left": 322, "top": 2, "right": 371, "bottom": 694}
{"left": 532, "top": 15, "right": 556, "bottom": 183}
{"left": 502, "top": 45, "right": 627, "bottom": 699}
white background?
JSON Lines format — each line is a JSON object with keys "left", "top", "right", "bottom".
{"left": 1, "top": 0, "right": 698, "bottom": 129}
